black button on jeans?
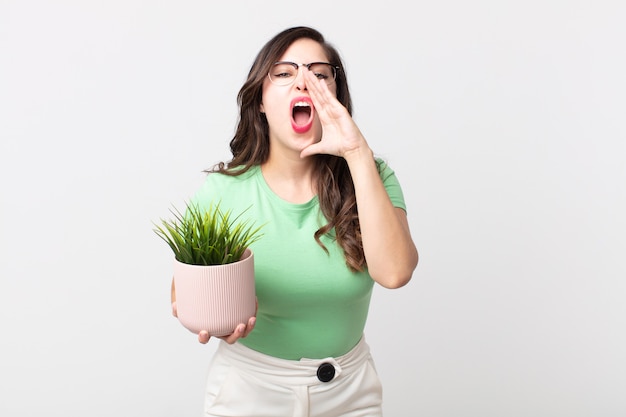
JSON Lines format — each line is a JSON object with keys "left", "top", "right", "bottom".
{"left": 317, "top": 362, "right": 335, "bottom": 382}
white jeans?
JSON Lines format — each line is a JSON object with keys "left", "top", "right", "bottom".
{"left": 203, "top": 336, "right": 383, "bottom": 417}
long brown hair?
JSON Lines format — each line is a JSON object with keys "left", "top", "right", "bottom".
{"left": 209, "top": 26, "right": 366, "bottom": 272}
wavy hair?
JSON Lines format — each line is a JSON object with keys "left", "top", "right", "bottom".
{"left": 208, "top": 26, "right": 366, "bottom": 272}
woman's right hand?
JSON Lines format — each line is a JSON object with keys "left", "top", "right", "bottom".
{"left": 197, "top": 314, "right": 257, "bottom": 345}
{"left": 171, "top": 278, "right": 257, "bottom": 345}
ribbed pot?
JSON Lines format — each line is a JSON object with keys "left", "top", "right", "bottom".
{"left": 173, "top": 249, "right": 256, "bottom": 337}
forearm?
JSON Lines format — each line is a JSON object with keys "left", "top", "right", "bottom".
{"left": 344, "top": 146, "right": 418, "bottom": 288}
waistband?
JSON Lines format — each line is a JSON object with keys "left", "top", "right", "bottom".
{"left": 216, "top": 335, "right": 371, "bottom": 386}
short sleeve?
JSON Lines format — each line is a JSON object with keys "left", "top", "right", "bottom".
{"left": 377, "top": 158, "right": 407, "bottom": 212}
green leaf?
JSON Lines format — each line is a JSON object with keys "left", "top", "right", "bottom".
{"left": 153, "top": 200, "right": 265, "bottom": 265}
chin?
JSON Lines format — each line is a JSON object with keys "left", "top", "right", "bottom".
{"left": 296, "top": 134, "right": 321, "bottom": 149}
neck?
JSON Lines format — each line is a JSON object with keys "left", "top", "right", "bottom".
{"left": 261, "top": 156, "right": 317, "bottom": 204}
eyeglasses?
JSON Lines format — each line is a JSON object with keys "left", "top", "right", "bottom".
{"left": 268, "top": 61, "right": 339, "bottom": 86}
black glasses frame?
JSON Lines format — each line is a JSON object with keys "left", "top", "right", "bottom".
{"left": 268, "top": 61, "right": 340, "bottom": 85}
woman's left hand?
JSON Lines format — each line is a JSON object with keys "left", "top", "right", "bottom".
{"left": 300, "top": 69, "right": 368, "bottom": 159}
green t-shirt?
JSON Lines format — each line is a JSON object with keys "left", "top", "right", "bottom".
{"left": 190, "top": 161, "right": 406, "bottom": 360}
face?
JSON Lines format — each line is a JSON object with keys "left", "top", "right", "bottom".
{"left": 260, "top": 38, "right": 337, "bottom": 155}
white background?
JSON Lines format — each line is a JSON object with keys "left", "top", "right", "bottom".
{"left": 1, "top": 1, "right": 625, "bottom": 416}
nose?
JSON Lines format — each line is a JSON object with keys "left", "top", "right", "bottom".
{"left": 294, "top": 66, "right": 307, "bottom": 91}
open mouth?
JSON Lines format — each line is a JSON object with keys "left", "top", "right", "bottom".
{"left": 290, "top": 97, "right": 314, "bottom": 133}
{"left": 293, "top": 102, "right": 311, "bottom": 125}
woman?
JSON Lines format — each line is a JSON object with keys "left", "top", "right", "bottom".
{"left": 172, "top": 26, "right": 418, "bottom": 416}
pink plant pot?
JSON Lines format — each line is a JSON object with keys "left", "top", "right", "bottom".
{"left": 173, "top": 249, "right": 256, "bottom": 337}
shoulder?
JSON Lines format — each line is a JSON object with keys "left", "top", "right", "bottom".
{"left": 191, "top": 166, "right": 260, "bottom": 208}
{"left": 205, "top": 165, "right": 259, "bottom": 188}
{"left": 206, "top": 167, "right": 256, "bottom": 185}
{"left": 374, "top": 157, "right": 407, "bottom": 210}
{"left": 374, "top": 157, "right": 397, "bottom": 182}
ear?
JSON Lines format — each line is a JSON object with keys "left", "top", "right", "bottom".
{"left": 259, "top": 102, "right": 265, "bottom": 113}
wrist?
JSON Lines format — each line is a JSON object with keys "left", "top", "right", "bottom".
{"left": 343, "top": 144, "right": 374, "bottom": 165}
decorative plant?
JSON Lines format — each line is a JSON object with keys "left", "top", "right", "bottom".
{"left": 154, "top": 201, "right": 264, "bottom": 266}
